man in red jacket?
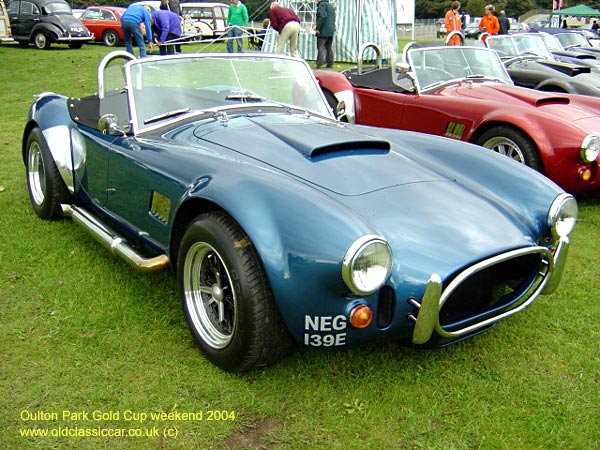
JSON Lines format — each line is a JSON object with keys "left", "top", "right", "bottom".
{"left": 269, "top": 2, "right": 301, "bottom": 58}
{"left": 444, "top": 1, "right": 462, "bottom": 46}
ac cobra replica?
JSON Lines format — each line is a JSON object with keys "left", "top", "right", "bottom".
{"left": 485, "top": 33, "right": 600, "bottom": 96}
{"left": 316, "top": 43, "right": 600, "bottom": 195}
{"left": 24, "top": 51, "right": 577, "bottom": 372}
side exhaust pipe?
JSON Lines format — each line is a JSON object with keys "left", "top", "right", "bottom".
{"left": 61, "top": 204, "right": 169, "bottom": 272}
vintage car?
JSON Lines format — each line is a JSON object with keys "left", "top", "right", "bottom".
{"left": 24, "top": 51, "right": 578, "bottom": 372}
{"left": 485, "top": 33, "right": 600, "bottom": 96}
{"left": 538, "top": 31, "right": 600, "bottom": 70}
{"left": 0, "top": 0, "right": 13, "bottom": 41}
{"left": 554, "top": 30, "right": 600, "bottom": 55}
{"left": 180, "top": 2, "right": 227, "bottom": 40}
{"left": 79, "top": 6, "right": 125, "bottom": 47}
{"left": 7, "top": 0, "right": 92, "bottom": 49}
{"left": 463, "top": 22, "right": 480, "bottom": 39}
{"left": 316, "top": 43, "right": 600, "bottom": 195}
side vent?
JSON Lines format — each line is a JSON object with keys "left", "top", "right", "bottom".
{"left": 150, "top": 191, "right": 171, "bottom": 224}
{"left": 376, "top": 286, "right": 395, "bottom": 328}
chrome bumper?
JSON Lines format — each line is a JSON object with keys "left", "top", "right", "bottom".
{"left": 411, "top": 239, "right": 569, "bottom": 345}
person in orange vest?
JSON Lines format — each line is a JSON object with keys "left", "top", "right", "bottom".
{"left": 478, "top": 4, "right": 499, "bottom": 43}
{"left": 445, "top": 1, "right": 462, "bottom": 46}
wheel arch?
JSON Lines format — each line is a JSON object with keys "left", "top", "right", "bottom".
{"left": 469, "top": 120, "right": 547, "bottom": 173}
{"left": 169, "top": 197, "right": 223, "bottom": 272}
{"left": 31, "top": 23, "right": 61, "bottom": 41}
{"left": 103, "top": 28, "right": 122, "bottom": 42}
{"left": 169, "top": 173, "right": 375, "bottom": 321}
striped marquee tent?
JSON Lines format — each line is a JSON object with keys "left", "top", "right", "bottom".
{"left": 261, "top": 0, "right": 398, "bottom": 62}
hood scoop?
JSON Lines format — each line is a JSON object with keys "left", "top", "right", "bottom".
{"left": 491, "top": 85, "right": 570, "bottom": 107}
{"left": 539, "top": 60, "right": 591, "bottom": 76}
{"left": 248, "top": 119, "right": 390, "bottom": 159}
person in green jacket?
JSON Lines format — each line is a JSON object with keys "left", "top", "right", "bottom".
{"left": 227, "top": 0, "right": 248, "bottom": 53}
{"left": 315, "top": 0, "right": 336, "bottom": 68}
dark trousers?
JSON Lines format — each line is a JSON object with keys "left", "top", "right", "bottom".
{"left": 316, "top": 36, "right": 334, "bottom": 68}
{"left": 159, "top": 32, "right": 180, "bottom": 55}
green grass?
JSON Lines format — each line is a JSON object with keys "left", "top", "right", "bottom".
{"left": 1, "top": 42, "right": 600, "bottom": 450}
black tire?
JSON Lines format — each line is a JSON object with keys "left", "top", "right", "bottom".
{"left": 69, "top": 42, "right": 83, "bottom": 49}
{"left": 33, "top": 31, "right": 51, "bottom": 50}
{"left": 177, "top": 212, "right": 293, "bottom": 372}
{"left": 103, "top": 29, "right": 119, "bottom": 47}
{"left": 476, "top": 126, "right": 544, "bottom": 172}
{"left": 25, "top": 128, "right": 71, "bottom": 220}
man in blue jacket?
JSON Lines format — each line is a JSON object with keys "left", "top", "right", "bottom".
{"left": 151, "top": 9, "right": 182, "bottom": 55}
{"left": 315, "top": 0, "right": 336, "bottom": 68}
{"left": 121, "top": 4, "right": 154, "bottom": 57}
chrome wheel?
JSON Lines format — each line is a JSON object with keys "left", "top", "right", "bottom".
{"left": 27, "top": 140, "right": 46, "bottom": 207}
{"left": 481, "top": 136, "right": 526, "bottom": 164}
{"left": 103, "top": 30, "right": 119, "bottom": 47}
{"left": 183, "top": 242, "right": 236, "bottom": 349}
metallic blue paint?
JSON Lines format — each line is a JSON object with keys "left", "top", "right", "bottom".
{"left": 24, "top": 74, "right": 568, "bottom": 349}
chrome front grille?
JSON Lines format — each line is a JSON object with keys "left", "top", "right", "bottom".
{"left": 434, "top": 246, "right": 553, "bottom": 339}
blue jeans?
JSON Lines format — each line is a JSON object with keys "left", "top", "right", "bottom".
{"left": 227, "top": 26, "right": 243, "bottom": 53}
{"left": 122, "top": 20, "right": 146, "bottom": 58}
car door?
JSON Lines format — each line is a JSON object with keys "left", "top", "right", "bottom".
{"left": 7, "top": 0, "right": 21, "bottom": 38}
{"left": 214, "top": 5, "right": 227, "bottom": 34}
{"left": 353, "top": 88, "right": 407, "bottom": 130}
{"left": 9, "top": 0, "right": 39, "bottom": 39}
{"left": 104, "top": 136, "right": 176, "bottom": 245}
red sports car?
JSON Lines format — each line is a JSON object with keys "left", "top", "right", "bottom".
{"left": 316, "top": 43, "right": 600, "bottom": 195}
{"left": 79, "top": 6, "right": 125, "bottom": 47}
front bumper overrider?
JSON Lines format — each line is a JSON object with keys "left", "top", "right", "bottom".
{"left": 410, "top": 237, "right": 570, "bottom": 345}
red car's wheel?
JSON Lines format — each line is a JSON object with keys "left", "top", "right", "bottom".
{"left": 103, "top": 29, "right": 119, "bottom": 47}
{"left": 477, "top": 126, "right": 544, "bottom": 172}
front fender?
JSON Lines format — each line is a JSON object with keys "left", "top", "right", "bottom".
{"left": 177, "top": 165, "right": 378, "bottom": 341}
{"left": 315, "top": 71, "right": 357, "bottom": 123}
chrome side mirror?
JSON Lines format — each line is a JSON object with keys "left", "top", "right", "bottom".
{"left": 98, "top": 114, "right": 126, "bottom": 136}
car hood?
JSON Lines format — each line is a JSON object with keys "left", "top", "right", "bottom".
{"left": 167, "top": 113, "right": 557, "bottom": 278}
{"left": 193, "top": 114, "right": 453, "bottom": 196}
{"left": 446, "top": 83, "right": 600, "bottom": 119}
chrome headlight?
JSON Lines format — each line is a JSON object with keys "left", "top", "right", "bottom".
{"left": 342, "top": 235, "right": 393, "bottom": 295}
{"left": 548, "top": 193, "right": 578, "bottom": 239}
{"left": 580, "top": 134, "right": 599, "bottom": 163}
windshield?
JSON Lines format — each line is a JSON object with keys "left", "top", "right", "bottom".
{"left": 540, "top": 33, "right": 563, "bottom": 52}
{"left": 126, "top": 54, "right": 332, "bottom": 131}
{"left": 44, "top": 2, "right": 72, "bottom": 14}
{"left": 407, "top": 46, "right": 512, "bottom": 91}
{"left": 556, "top": 32, "right": 591, "bottom": 48}
{"left": 487, "top": 34, "right": 554, "bottom": 60}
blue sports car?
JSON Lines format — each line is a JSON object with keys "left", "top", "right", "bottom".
{"left": 23, "top": 51, "right": 577, "bottom": 372}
